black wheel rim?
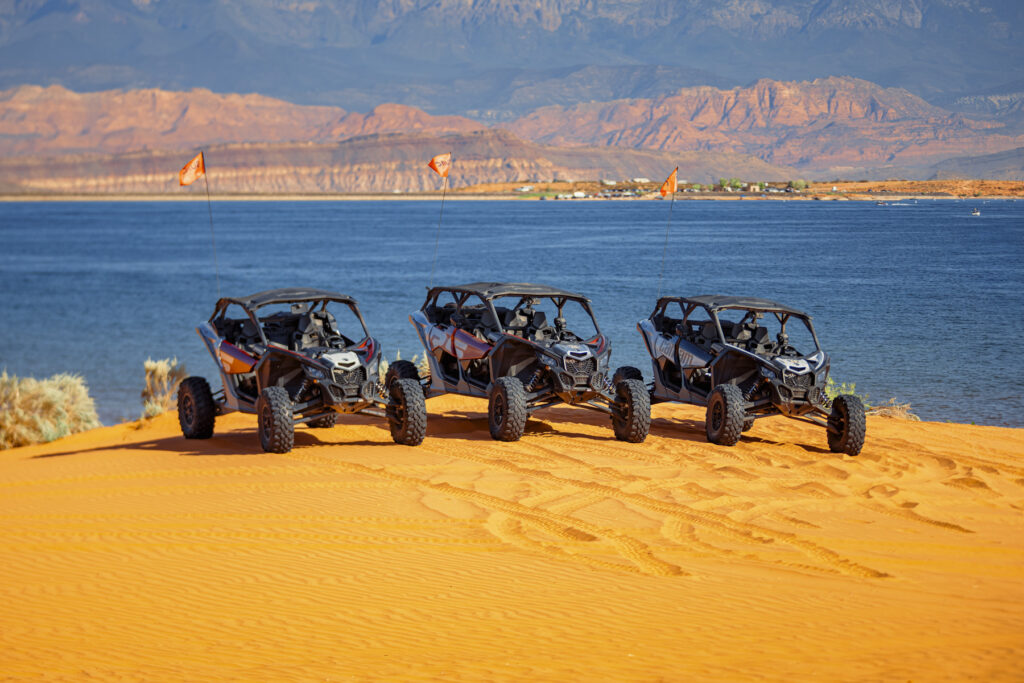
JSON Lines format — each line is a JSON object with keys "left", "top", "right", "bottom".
{"left": 494, "top": 392, "right": 506, "bottom": 427}
{"left": 259, "top": 403, "right": 271, "bottom": 448}
{"left": 182, "top": 394, "right": 195, "bottom": 425}
{"left": 711, "top": 399, "right": 723, "bottom": 432}
{"left": 832, "top": 404, "right": 847, "bottom": 437}
{"left": 391, "top": 385, "right": 406, "bottom": 429}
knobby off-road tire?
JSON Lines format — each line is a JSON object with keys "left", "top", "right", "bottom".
{"left": 257, "top": 386, "right": 294, "bottom": 453}
{"left": 742, "top": 417, "right": 756, "bottom": 433}
{"left": 612, "top": 365, "right": 644, "bottom": 386}
{"left": 489, "top": 376, "right": 527, "bottom": 442}
{"left": 388, "top": 378, "right": 427, "bottom": 446}
{"left": 178, "top": 376, "right": 216, "bottom": 439}
{"left": 308, "top": 413, "right": 337, "bottom": 429}
{"left": 827, "top": 394, "right": 866, "bottom": 456}
{"left": 612, "top": 378, "right": 651, "bottom": 443}
{"left": 705, "top": 383, "right": 745, "bottom": 446}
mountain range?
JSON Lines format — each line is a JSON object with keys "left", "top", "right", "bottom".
{"left": 2, "top": 78, "right": 1021, "bottom": 187}
{"left": 1, "top": 1, "right": 1022, "bottom": 189}
{"left": 1, "top": 0, "right": 1021, "bottom": 120}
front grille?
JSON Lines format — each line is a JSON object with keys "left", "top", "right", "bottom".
{"left": 333, "top": 366, "right": 366, "bottom": 386}
{"left": 565, "top": 357, "right": 596, "bottom": 375}
{"left": 783, "top": 372, "right": 812, "bottom": 389}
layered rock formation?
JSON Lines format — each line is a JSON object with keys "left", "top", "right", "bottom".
{"left": 507, "top": 77, "right": 1022, "bottom": 172}
{"left": 0, "top": 85, "right": 482, "bottom": 157}
{"left": 0, "top": 129, "right": 796, "bottom": 194}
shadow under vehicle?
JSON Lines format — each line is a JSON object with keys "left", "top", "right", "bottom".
{"left": 636, "top": 295, "right": 865, "bottom": 455}
{"left": 177, "top": 287, "right": 426, "bottom": 453}
{"left": 405, "top": 282, "right": 650, "bottom": 442}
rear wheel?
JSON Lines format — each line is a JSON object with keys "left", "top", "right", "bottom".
{"left": 257, "top": 386, "right": 294, "bottom": 453}
{"left": 388, "top": 378, "right": 427, "bottom": 446}
{"left": 612, "top": 378, "right": 650, "bottom": 443}
{"left": 612, "top": 365, "right": 643, "bottom": 385}
{"left": 827, "top": 395, "right": 866, "bottom": 456}
{"left": 489, "top": 376, "right": 527, "bottom": 441}
{"left": 386, "top": 359, "right": 425, "bottom": 397}
{"left": 178, "top": 377, "right": 215, "bottom": 439}
{"left": 307, "top": 413, "right": 337, "bottom": 429}
{"left": 705, "top": 384, "right": 745, "bottom": 446}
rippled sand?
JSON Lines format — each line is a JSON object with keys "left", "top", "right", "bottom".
{"left": 1, "top": 396, "right": 1021, "bottom": 680}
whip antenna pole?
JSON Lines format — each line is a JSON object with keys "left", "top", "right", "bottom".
{"left": 202, "top": 168, "right": 221, "bottom": 298}
{"left": 656, "top": 189, "right": 676, "bottom": 300}
{"left": 428, "top": 168, "right": 449, "bottom": 290}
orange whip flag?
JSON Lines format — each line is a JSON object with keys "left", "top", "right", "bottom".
{"left": 428, "top": 152, "right": 452, "bottom": 178}
{"left": 660, "top": 167, "right": 678, "bottom": 197}
{"left": 179, "top": 151, "right": 206, "bottom": 186}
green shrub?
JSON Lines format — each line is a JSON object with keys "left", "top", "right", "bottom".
{"left": 825, "top": 376, "right": 869, "bottom": 406}
{"left": 0, "top": 371, "right": 101, "bottom": 449}
{"left": 141, "top": 358, "right": 187, "bottom": 418}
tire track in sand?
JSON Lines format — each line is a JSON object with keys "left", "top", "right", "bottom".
{"left": 276, "top": 449, "right": 684, "bottom": 577}
{"left": 406, "top": 441, "right": 886, "bottom": 578}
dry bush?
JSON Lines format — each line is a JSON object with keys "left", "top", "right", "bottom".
{"left": 0, "top": 371, "right": 101, "bottom": 449}
{"left": 141, "top": 358, "right": 187, "bottom": 418}
{"left": 867, "top": 398, "right": 920, "bottom": 421}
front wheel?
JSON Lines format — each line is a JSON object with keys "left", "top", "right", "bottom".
{"left": 178, "top": 376, "right": 216, "bottom": 439}
{"left": 489, "top": 376, "right": 527, "bottom": 441}
{"left": 612, "top": 378, "right": 651, "bottom": 442}
{"left": 705, "top": 384, "right": 745, "bottom": 446}
{"left": 827, "top": 394, "right": 866, "bottom": 456}
{"left": 388, "top": 378, "right": 427, "bottom": 446}
{"left": 257, "top": 386, "right": 294, "bottom": 453}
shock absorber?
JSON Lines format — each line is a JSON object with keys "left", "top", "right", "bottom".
{"left": 293, "top": 377, "right": 315, "bottom": 402}
{"left": 743, "top": 377, "right": 768, "bottom": 402}
{"left": 523, "top": 368, "right": 545, "bottom": 393}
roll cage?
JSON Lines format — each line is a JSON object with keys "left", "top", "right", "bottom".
{"left": 420, "top": 283, "right": 602, "bottom": 344}
{"left": 650, "top": 296, "right": 821, "bottom": 357}
{"left": 210, "top": 288, "right": 372, "bottom": 353}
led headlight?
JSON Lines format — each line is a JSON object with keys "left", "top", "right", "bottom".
{"left": 759, "top": 364, "right": 778, "bottom": 378}
{"left": 304, "top": 364, "right": 327, "bottom": 380}
{"left": 540, "top": 355, "right": 563, "bottom": 369}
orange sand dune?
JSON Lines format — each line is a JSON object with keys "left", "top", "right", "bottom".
{"left": 1, "top": 396, "right": 1022, "bottom": 680}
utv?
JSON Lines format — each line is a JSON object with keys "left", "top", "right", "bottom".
{"left": 177, "top": 287, "right": 426, "bottom": 453}
{"left": 636, "top": 295, "right": 865, "bottom": 455}
{"left": 406, "top": 282, "right": 650, "bottom": 442}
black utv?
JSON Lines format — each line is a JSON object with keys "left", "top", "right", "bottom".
{"left": 407, "top": 282, "right": 650, "bottom": 442}
{"left": 637, "top": 295, "right": 866, "bottom": 455}
{"left": 177, "top": 288, "right": 426, "bottom": 453}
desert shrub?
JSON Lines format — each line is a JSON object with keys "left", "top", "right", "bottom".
{"left": 0, "top": 371, "right": 101, "bottom": 449}
{"left": 825, "top": 376, "right": 870, "bottom": 406}
{"left": 867, "top": 398, "right": 920, "bottom": 421}
{"left": 141, "top": 357, "right": 187, "bottom": 418}
{"left": 788, "top": 179, "right": 808, "bottom": 190}
{"left": 826, "top": 377, "right": 919, "bottom": 419}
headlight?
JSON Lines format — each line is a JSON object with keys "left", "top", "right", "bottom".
{"left": 759, "top": 364, "right": 777, "bottom": 378}
{"left": 540, "top": 355, "right": 562, "bottom": 369}
{"left": 304, "top": 364, "right": 327, "bottom": 380}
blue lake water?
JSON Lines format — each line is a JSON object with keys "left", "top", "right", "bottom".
{"left": 1, "top": 199, "right": 1021, "bottom": 426}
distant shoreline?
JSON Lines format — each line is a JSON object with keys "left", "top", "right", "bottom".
{"left": 1, "top": 192, "right": 1019, "bottom": 202}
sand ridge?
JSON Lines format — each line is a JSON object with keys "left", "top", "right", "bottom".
{"left": 1, "top": 395, "right": 1022, "bottom": 680}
